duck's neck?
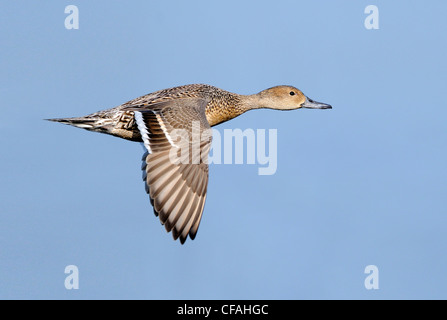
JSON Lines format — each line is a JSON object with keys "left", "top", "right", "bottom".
{"left": 205, "top": 92, "right": 262, "bottom": 127}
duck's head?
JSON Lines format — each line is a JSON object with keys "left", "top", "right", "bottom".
{"left": 256, "top": 85, "right": 332, "bottom": 110}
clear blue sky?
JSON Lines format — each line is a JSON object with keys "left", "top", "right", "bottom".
{"left": 1, "top": 1, "right": 446, "bottom": 299}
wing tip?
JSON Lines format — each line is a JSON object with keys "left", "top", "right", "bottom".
{"left": 188, "top": 230, "right": 197, "bottom": 240}
{"left": 179, "top": 236, "right": 187, "bottom": 245}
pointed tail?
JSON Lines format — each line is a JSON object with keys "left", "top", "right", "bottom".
{"left": 46, "top": 110, "right": 141, "bottom": 141}
{"left": 45, "top": 117, "right": 101, "bottom": 130}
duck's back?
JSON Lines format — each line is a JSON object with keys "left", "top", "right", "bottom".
{"left": 50, "top": 84, "right": 244, "bottom": 142}
{"left": 114, "top": 83, "right": 243, "bottom": 135}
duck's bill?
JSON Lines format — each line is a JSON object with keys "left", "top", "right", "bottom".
{"left": 301, "top": 97, "right": 332, "bottom": 109}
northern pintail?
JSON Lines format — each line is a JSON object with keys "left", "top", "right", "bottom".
{"left": 48, "top": 84, "right": 331, "bottom": 243}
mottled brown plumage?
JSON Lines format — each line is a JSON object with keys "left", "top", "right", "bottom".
{"left": 48, "top": 84, "right": 331, "bottom": 244}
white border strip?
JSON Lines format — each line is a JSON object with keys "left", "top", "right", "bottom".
{"left": 134, "top": 111, "right": 152, "bottom": 153}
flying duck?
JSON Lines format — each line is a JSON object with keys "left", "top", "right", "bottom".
{"left": 48, "top": 84, "right": 331, "bottom": 243}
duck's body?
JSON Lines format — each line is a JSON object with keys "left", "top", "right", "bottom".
{"left": 52, "top": 84, "right": 249, "bottom": 142}
{"left": 49, "top": 84, "right": 331, "bottom": 244}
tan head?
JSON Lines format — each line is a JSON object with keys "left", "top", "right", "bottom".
{"left": 254, "top": 85, "right": 332, "bottom": 110}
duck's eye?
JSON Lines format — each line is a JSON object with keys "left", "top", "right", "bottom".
{"left": 289, "top": 91, "right": 295, "bottom": 96}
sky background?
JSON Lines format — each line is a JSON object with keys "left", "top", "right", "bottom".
{"left": 1, "top": 1, "right": 446, "bottom": 299}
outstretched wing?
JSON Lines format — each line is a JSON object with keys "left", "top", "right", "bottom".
{"left": 126, "top": 98, "right": 212, "bottom": 244}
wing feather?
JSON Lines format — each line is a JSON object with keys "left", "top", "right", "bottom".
{"left": 133, "top": 98, "right": 212, "bottom": 243}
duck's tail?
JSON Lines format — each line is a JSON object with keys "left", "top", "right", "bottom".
{"left": 46, "top": 110, "right": 142, "bottom": 142}
{"left": 45, "top": 116, "right": 116, "bottom": 136}
{"left": 46, "top": 116, "right": 105, "bottom": 130}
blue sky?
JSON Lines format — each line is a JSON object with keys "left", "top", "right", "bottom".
{"left": 1, "top": 1, "right": 446, "bottom": 299}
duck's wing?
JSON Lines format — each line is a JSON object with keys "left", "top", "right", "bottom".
{"left": 124, "top": 98, "right": 212, "bottom": 244}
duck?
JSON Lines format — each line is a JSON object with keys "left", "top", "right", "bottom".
{"left": 48, "top": 84, "right": 332, "bottom": 244}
